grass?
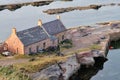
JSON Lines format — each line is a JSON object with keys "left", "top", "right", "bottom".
{"left": 64, "top": 48, "right": 91, "bottom": 56}
{"left": 0, "top": 54, "right": 3, "bottom": 59}
{"left": 13, "top": 55, "right": 67, "bottom": 73}
{"left": 89, "top": 44, "right": 102, "bottom": 50}
{"left": 60, "top": 39, "right": 73, "bottom": 51}
{"left": 0, "top": 52, "right": 68, "bottom": 80}
{"left": 14, "top": 54, "right": 31, "bottom": 59}
{"left": 0, "top": 66, "right": 31, "bottom": 80}
{"left": 63, "top": 44, "right": 102, "bottom": 56}
{"left": 0, "top": 55, "right": 68, "bottom": 80}
{"left": 0, "top": 54, "right": 5, "bottom": 59}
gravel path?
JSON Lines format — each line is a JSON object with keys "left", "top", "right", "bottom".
{"left": 0, "top": 58, "right": 29, "bottom": 66}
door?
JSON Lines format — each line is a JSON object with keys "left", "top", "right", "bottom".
{"left": 29, "top": 48, "right": 32, "bottom": 54}
{"left": 36, "top": 46, "right": 39, "bottom": 53}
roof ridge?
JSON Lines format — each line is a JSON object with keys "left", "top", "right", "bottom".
{"left": 17, "top": 19, "right": 59, "bottom": 33}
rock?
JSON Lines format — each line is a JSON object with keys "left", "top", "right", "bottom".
{"left": 89, "top": 5, "right": 102, "bottom": 9}
{"left": 31, "top": 55, "right": 80, "bottom": 80}
{"left": 43, "top": 4, "right": 102, "bottom": 15}
{"left": 0, "top": 0, "right": 53, "bottom": 11}
{"left": 76, "top": 52, "right": 95, "bottom": 66}
{"left": 31, "top": 64, "right": 62, "bottom": 80}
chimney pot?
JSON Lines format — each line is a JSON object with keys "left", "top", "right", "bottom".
{"left": 12, "top": 28, "right": 16, "bottom": 34}
{"left": 38, "top": 19, "right": 42, "bottom": 26}
{"left": 57, "top": 15, "right": 60, "bottom": 20}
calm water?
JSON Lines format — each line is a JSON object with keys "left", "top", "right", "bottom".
{"left": 91, "top": 49, "right": 120, "bottom": 80}
{"left": 0, "top": 0, "right": 120, "bottom": 80}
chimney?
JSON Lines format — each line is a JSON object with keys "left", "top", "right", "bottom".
{"left": 38, "top": 19, "right": 42, "bottom": 26}
{"left": 108, "top": 22, "right": 112, "bottom": 25}
{"left": 12, "top": 28, "right": 16, "bottom": 34}
{"left": 57, "top": 15, "right": 60, "bottom": 20}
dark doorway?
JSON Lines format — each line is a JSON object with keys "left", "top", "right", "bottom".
{"left": 43, "top": 42, "right": 46, "bottom": 49}
{"left": 62, "top": 35, "right": 64, "bottom": 40}
{"left": 58, "top": 38, "right": 60, "bottom": 44}
{"left": 36, "top": 46, "right": 39, "bottom": 53}
{"left": 16, "top": 48, "right": 18, "bottom": 53}
{"left": 29, "top": 48, "right": 32, "bottom": 54}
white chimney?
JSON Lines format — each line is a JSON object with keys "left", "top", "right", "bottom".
{"left": 38, "top": 19, "right": 42, "bottom": 26}
{"left": 57, "top": 15, "right": 60, "bottom": 20}
{"left": 12, "top": 27, "right": 16, "bottom": 34}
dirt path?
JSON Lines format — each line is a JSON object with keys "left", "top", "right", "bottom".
{"left": 0, "top": 58, "right": 29, "bottom": 66}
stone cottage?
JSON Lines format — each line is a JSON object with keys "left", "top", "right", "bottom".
{"left": 5, "top": 16, "right": 66, "bottom": 54}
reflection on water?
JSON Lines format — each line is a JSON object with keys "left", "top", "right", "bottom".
{"left": 69, "top": 57, "right": 108, "bottom": 80}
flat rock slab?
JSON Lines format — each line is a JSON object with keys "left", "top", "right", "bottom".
{"left": 31, "top": 55, "right": 80, "bottom": 80}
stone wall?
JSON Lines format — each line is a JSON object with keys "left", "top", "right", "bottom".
{"left": 55, "top": 31, "right": 66, "bottom": 43}
{"left": 24, "top": 38, "right": 58, "bottom": 54}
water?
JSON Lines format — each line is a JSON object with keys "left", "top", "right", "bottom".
{"left": 91, "top": 49, "right": 120, "bottom": 80}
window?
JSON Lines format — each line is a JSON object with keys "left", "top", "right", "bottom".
{"left": 58, "top": 38, "right": 59, "bottom": 44}
{"left": 52, "top": 40, "right": 55, "bottom": 45}
{"left": 62, "top": 35, "right": 64, "bottom": 40}
{"left": 43, "top": 42, "right": 46, "bottom": 49}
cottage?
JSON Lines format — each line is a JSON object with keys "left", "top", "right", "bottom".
{"left": 5, "top": 16, "right": 66, "bottom": 54}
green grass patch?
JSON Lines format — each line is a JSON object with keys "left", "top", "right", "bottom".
{"left": 0, "top": 66, "right": 31, "bottom": 80}
{"left": 65, "top": 48, "right": 91, "bottom": 55}
{"left": 0, "top": 54, "right": 5, "bottom": 59}
{"left": 60, "top": 39, "right": 72, "bottom": 45}
{"left": 60, "top": 39, "right": 73, "bottom": 51}
{"left": 89, "top": 44, "right": 102, "bottom": 50}
{"left": 13, "top": 54, "right": 31, "bottom": 59}
{"left": 0, "top": 54, "right": 68, "bottom": 80}
{"left": 64, "top": 45, "right": 102, "bottom": 56}
{"left": 13, "top": 56, "right": 67, "bottom": 73}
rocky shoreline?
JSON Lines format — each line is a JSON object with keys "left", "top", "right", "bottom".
{"left": 0, "top": 0, "right": 53, "bottom": 11}
{"left": 43, "top": 3, "right": 120, "bottom": 15}
{"left": 43, "top": 5, "right": 102, "bottom": 14}
{"left": 31, "top": 21, "right": 120, "bottom": 80}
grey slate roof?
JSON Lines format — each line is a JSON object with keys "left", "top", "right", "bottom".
{"left": 17, "top": 26, "right": 49, "bottom": 46}
{"left": 17, "top": 19, "right": 66, "bottom": 46}
{"left": 43, "top": 19, "right": 66, "bottom": 35}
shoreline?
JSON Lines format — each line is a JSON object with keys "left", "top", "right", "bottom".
{"left": 43, "top": 3, "right": 120, "bottom": 15}
{"left": 0, "top": 0, "right": 53, "bottom": 11}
